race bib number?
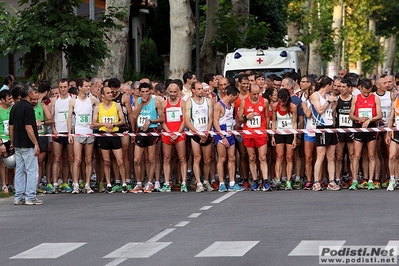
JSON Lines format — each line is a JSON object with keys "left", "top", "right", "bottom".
{"left": 395, "top": 116, "right": 399, "bottom": 129}
{"left": 382, "top": 110, "right": 387, "bottom": 119}
{"left": 3, "top": 120, "right": 8, "bottom": 135}
{"left": 37, "top": 124, "right": 45, "bottom": 134}
{"left": 326, "top": 109, "right": 333, "bottom": 120}
{"left": 77, "top": 114, "right": 90, "bottom": 126}
{"left": 57, "top": 111, "right": 68, "bottom": 123}
{"left": 339, "top": 114, "right": 352, "bottom": 127}
{"left": 278, "top": 119, "right": 292, "bottom": 129}
{"left": 137, "top": 115, "right": 150, "bottom": 127}
{"left": 194, "top": 116, "right": 208, "bottom": 128}
{"left": 102, "top": 116, "right": 115, "bottom": 124}
{"left": 359, "top": 108, "right": 372, "bottom": 118}
{"left": 166, "top": 107, "right": 181, "bottom": 122}
{"left": 246, "top": 115, "right": 261, "bottom": 128}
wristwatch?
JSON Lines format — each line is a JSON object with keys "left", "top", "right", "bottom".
{"left": 221, "top": 135, "right": 225, "bottom": 139}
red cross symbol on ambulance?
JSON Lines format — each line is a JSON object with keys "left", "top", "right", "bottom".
{"left": 256, "top": 58, "right": 263, "bottom": 64}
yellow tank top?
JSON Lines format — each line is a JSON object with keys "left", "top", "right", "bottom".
{"left": 98, "top": 102, "right": 119, "bottom": 132}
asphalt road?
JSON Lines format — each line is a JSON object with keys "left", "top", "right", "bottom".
{"left": 0, "top": 188, "right": 398, "bottom": 266}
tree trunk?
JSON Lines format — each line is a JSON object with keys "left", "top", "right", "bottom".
{"left": 200, "top": 0, "right": 218, "bottom": 76}
{"left": 327, "top": 1, "right": 343, "bottom": 78}
{"left": 98, "top": 0, "right": 130, "bottom": 81}
{"left": 287, "top": 21, "right": 300, "bottom": 46}
{"left": 308, "top": 40, "right": 323, "bottom": 76}
{"left": 169, "top": 0, "right": 195, "bottom": 79}
{"left": 232, "top": 0, "right": 249, "bottom": 42}
{"left": 45, "top": 50, "right": 63, "bottom": 86}
{"left": 308, "top": 0, "right": 322, "bottom": 76}
{"left": 383, "top": 35, "right": 396, "bottom": 74}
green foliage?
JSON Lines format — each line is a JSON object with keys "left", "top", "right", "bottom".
{"left": 213, "top": 0, "right": 286, "bottom": 53}
{"left": 139, "top": 37, "right": 164, "bottom": 79}
{"left": 342, "top": 0, "right": 383, "bottom": 72}
{"left": 297, "top": 0, "right": 336, "bottom": 61}
{"left": 375, "top": 0, "right": 399, "bottom": 35}
{"left": 0, "top": 0, "right": 125, "bottom": 81}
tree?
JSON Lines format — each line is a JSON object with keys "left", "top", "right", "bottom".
{"left": 98, "top": 0, "right": 130, "bottom": 81}
{"left": 200, "top": 0, "right": 219, "bottom": 76}
{"left": 0, "top": 0, "right": 123, "bottom": 85}
{"left": 168, "top": 0, "right": 195, "bottom": 79}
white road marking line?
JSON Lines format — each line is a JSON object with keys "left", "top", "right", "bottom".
{"left": 103, "top": 242, "right": 172, "bottom": 259}
{"left": 195, "top": 241, "right": 259, "bottom": 257}
{"left": 175, "top": 221, "right": 190, "bottom": 227}
{"left": 188, "top": 213, "right": 201, "bottom": 218}
{"left": 10, "top": 242, "right": 86, "bottom": 259}
{"left": 146, "top": 228, "right": 176, "bottom": 243}
{"left": 199, "top": 206, "right": 212, "bottom": 210}
{"left": 104, "top": 258, "right": 127, "bottom": 266}
{"left": 288, "top": 240, "right": 346, "bottom": 256}
{"left": 211, "top": 192, "right": 237, "bottom": 203}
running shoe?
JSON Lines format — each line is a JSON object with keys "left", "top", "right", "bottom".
{"left": 229, "top": 183, "right": 244, "bottom": 192}
{"left": 387, "top": 180, "right": 395, "bottom": 191}
{"left": 45, "top": 183, "right": 53, "bottom": 194}
{"left": 203, "top": 181, "right": 214, "bottom": 191}
{"left": 251, "top": 181, "right": 259, "bottom": 191}
{"left": 349, "top": 180, "right": 358, "bottom": 190}
{"left": 327, "top": 181, "right": 341, "bottom": 191}
{"left": 25, "top": 197, "right": 43, "bottom": 206}
{"left": 373, "top": 180, "right": 381, "bottom": 189}
{"left": 367, "top": 180, "right": 376, "bottom": 190}
{"left": 13, "top": 199, "right": 25, "bottom": 205}
{"left": 130, "top": 184, "right": 143, "bottom": 193}
{"left": 273, "top": 179, "right": 282, "bottom": 190}
{"left": 292, "top": 180, "right": 303, "bottom": 189}
{"left": 112, "top": 183, "right": 122, "bottom": 193}
{"left": 196, "top": 183, "right": 205, "bottom": 192}
{"left": 181, "top": 183, "right": 188, "bottom": 192}
{"left": 218, "top": 183, "right": 227, "bottom": 192}
{"left": 381, "top": 178, "right": 389, "bottom": 188}
{"left": 242, "top": 180, "right": 250, "bottom": 190}
{"left": 285, "top": 180, "right": 292, "bottom": 191}
{"left": 159, "top": 183, "right": 171, "bottom": 192}
{"left": 51, "top": 184, "right": 59, "bottom": 194}
{"left": 153, "top": 181, "right": 161, "bottom": 192}
{"left": 36, "top": 184, "right": 46, "bottom": 194}
{"left": 358, "top": 179, "right": 368, "bottom": 189}
{"left": 99, "top": 182, "right": 106, "bottom": 193}
{"left": 2, "top": 185, "right": 9, "bottom": 194}
{"left": 262, "top": 181, "right": 272, "bottom": 191}
{"left": 144, "top": 182, "right": 154, "bottom": 193}
{"left": 126, "top": 184, "right": 133, "bottom": 191}
{"left": 85, "top": 183, "right": 94, "bottom": 194}
{"left": 106, "top": 184, "right": 113, "bottom": 193}
{"left": 72, "top": 183, "right": 79, "bottom": 194}
{"left": 60, "top": 183, "right": 72, "bottom": 193}
{"left": 211, "top": 181, "right": 219, "bottom": 191}
{"left": 303, "top": 181, "right": 312, "bottom": 190}
{"left": 312, "top": 182, "right": 323, "bottom": 191}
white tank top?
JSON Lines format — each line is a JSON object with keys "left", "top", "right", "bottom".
{"left": 54, "top": 95, "right": 71, "bottom": 133}
{"left": 313, "top": 92, "right": 333, "bottom": 126}
{"left": 190, "top": 97, "right": 209, "bottom": 131}
{"left": 74, "top": 97, "right": 93, "bottom": 134}
{"left": 217, "top": 101, "right": 235, "bottom": 131}
{"left": 374, "top": 91, "right": 391, "bottom": 126}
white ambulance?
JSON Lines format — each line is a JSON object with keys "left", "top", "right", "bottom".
{"left": 223, "top": 46, "right": 307, "bottom": 78}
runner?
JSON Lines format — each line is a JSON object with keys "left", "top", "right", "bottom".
{"left": 184, "top": 81, "right": 214, "bottom": 192}
{"left": 271, "top": 88, "right": 297, "bottom": 190}
{"left": 348, "top": 78, "right": 382, "bottom": 190}
{"left": 213, "top": 85, "right": 243, "bottom": 192}
{"left": 238, "top": 83, "right": 270, "bottom": 191}
{"left": 159, "top": 83, "right": 187, "bottom": 192}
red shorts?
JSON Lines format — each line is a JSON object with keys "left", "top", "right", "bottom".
{"left": 161, "top": 134, "right": 186, "bottom": 145}
{"left": 243, "top": 137, "right": 267, "bottom": 148}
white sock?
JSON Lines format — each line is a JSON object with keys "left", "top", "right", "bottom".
{"left": 229, "top": 181, "right": 235, "bottom": 187}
